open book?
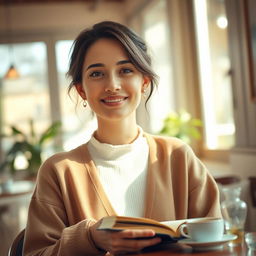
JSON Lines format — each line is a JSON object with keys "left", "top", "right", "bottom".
{"left": 97, "top": 216, "right": 219, "bottom": 243}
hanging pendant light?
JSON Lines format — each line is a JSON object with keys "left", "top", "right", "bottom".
{"left": 3, "top": 0, "right": 20, "bottom": 80}
{"left": 4, "top": 64, "right": 20, "bottom": 79}
{"left": 4, "top": 44, "right": 20, "bottom": 79}
{"left": 4, "top": 46, "right": 20, "bottom": 79}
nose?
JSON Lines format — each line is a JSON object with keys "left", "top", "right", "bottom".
{"left": 105, "top": 73, "right": 121, "bottom": 92}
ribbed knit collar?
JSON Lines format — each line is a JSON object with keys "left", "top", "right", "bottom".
{"left": 88, "top": 126, "right": 146, "bottom": 160}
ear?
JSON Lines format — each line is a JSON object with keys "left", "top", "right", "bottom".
{"left": 141, "top": 76, "right": 151, "bottom": 92}
{"left": 75, "top": 83, "right": 87, "bottom": 100}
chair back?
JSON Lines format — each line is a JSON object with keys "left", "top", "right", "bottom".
{"left": 8, "top": 229, "right": 25, "bottom": 256}
{"left": 214, "top": 175, "right": 241, "bottom": 185}
{"left": 249, "top": 176, "right": 256, "bottom": 207}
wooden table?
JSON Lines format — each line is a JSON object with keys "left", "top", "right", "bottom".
{"left": 0, "top": 180, "right": 35, "bottom": 203}
{"left": 126, "top": 242, "right": 253, "bottom": 256}
{"left": 0, "top": 180, "right": 35, "bottom": 256}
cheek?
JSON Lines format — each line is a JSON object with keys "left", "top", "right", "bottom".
{"left": 83, "top": 84, "right": 100, "bottom": 101}
{"left": 126, "top": 76, "right": 144, "bottom": 89}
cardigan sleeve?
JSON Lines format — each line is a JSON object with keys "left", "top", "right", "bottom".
{"left": 185, "top": 146, "right": 222, "bottom": 218}
{"left": 23, "top": 158, "right": 106, "bottom": 256}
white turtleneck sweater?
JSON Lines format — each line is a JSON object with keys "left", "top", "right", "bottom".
{"left": 87, "top": 129, "right": 149, "bottom": 217}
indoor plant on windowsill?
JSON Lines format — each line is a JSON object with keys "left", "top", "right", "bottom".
{"left": 0, "top": 119, "right": 61, "bottom": 184}
{"left": 158, "top": 110, "right": 203, "bottom": 144}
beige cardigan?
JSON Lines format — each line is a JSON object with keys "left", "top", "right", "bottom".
{"left": 23, "top": 133, "right": 222, "bottom": 256}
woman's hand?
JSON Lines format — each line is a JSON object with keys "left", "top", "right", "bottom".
{"left": 90, "top": 220, "right": 162, "bottom": 255}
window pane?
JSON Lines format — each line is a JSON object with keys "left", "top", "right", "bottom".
{"left": 142, "top": 0, "right": 175, "bottom": 133}
{"left": 194, "top": 0, "right": 235, "bottom": 149}
{"left": 0, "top": 42, "right": 51, "bottom": 158}
{"left": 56, "top": 40, "right": 96, "bottom": 150}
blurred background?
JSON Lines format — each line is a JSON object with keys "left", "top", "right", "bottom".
{"left": 0, "top": 0, "right": 255, "bottom": 255}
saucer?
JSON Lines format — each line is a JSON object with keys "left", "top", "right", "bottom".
{"left": 178, "top": 234, "right": 237, "bottom": 251}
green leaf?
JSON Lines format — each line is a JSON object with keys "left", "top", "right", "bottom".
{"left": 39, "top": 121, "right": 61, "bottom": 145}
{"left": 190, "top": 119, "right": 203, "bottom": 127}
{"left": 29, "top": 119, "right": 36, "bottom": 144}
{"left": 6, "top": 142, "right": 27, "bottom": 156}
{"left": 11, "top": 126, "right": 25, "bottom": 136}
{"left": 0, "top": 161, "right": 9, "bottom": 173}
{"left": 1, "top": 120, "right": 61, "bottom": 176}
{"left": 158, "top": 110, "right": 203, "bottom": 144}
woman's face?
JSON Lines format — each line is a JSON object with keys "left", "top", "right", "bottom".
{"left": 76, "top": 38, "right": 149, "bottom": 122}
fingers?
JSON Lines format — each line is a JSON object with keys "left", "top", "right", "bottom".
{"left": 90, "top": 223, "right": 162, "bottom": 255}
{"left": 107, "top": 230, "right": 162, "bottom": 255}
{"left": 118, "top": 229, "right": 156, "bottom": 239}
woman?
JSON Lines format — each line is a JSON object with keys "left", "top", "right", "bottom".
{"left": 23, "top": 21, "right": 221, "bottom": 256}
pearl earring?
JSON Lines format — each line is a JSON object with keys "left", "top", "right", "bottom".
{"left": 142, "top": 89, "right": 147, "bottom": 99}
{"left": 83, "top": 100, "right": 87, "bottom": 108}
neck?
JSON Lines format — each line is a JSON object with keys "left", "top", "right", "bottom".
{"left": 95, "top": 117, "right": 139, "bottom": 145}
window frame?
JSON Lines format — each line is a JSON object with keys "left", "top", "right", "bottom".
{"left": 129, "top": 0, "right": 233, "bottom": 163}
{"left": 0, "top": 30, "right": 77, "bottom": 161}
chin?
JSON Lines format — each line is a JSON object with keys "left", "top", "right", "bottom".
{"left": 99, "top": 110, "right": 135, "bottom": 121}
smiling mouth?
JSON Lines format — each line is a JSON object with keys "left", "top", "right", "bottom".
{"left": 101, "top": 97, "right": 128, "bottom": 104}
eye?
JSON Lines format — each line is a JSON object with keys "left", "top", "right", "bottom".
{"left": 89, "top": 71, "right": 104, "bottom": 78}
{"left": 120, "top": 68, "right": 133, "bottom": 74}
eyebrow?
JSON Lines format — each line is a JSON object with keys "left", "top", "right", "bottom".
{"left": 86, "top": 60, "right": 132, "bottom": 71}
{"left": 86, "top": 63, "right": 104, "bottom": 70}
{"left": 117, "top": 60, "right": 131, "bottom": 65}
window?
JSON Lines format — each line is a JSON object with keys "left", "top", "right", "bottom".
{"left": 194, "top": 0, "right": 235, "bottom": 150}
{"left": 141, "top": 0, "right": 175, "bottom": 133}
{"left": 0, "top": 37, "right": 98, "bottom": 167}
{"left": 0, "top": 42, "right": 50, "bottom": 157}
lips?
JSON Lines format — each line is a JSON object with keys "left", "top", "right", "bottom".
{"left": 101, "top": 96, "right": 128, "bottom": 104}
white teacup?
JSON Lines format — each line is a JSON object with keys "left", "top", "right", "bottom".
{"left": 179, "top": 218, "right": 224, "bottom": 242}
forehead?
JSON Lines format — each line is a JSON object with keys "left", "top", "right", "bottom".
{"left": 83, "top": 38, "right": 129, "bottom": 66}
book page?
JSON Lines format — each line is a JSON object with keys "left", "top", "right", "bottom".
{"left": 98, "top": 216, "right": 220, "bottom": 237}
{"left": 161, "top": 216, "right": 219, "bottom": 234}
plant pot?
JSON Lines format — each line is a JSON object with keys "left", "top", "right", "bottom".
{"left": 0, "top": 177, "right": 14, "bottom": 193}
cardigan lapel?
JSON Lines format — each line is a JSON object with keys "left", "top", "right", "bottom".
{"left": 143, "top": 133, "right": 157, "bottom": 218}
{"left": 79, "top": 144, "right": 116, "bottom": 216}
{"left": 143, "top": 133, "right": 176, "bottom": 221}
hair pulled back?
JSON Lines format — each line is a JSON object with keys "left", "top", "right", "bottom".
{"left": 67, "top": 21, "right": 158, "bottom": 104}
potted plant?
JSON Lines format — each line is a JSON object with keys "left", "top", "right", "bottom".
{"left": 0, "top": 119, "right": 61, "bottom": 179}
{"left": 158, "top": 110, "right": 203, "bottom": 144}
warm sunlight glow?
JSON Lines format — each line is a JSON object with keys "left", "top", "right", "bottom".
{"left": 194, "top": 0, "right": 234, "bottom": 150}
{"left": 216, "top": 16, "right": 228, "bottom": 29}
{"left": 194, "top": 0, "right": 217, "bottom": 149}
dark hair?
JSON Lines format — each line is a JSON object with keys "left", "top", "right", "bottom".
{"left": 67, "top": 21, "right": 158, "bottom": 105}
